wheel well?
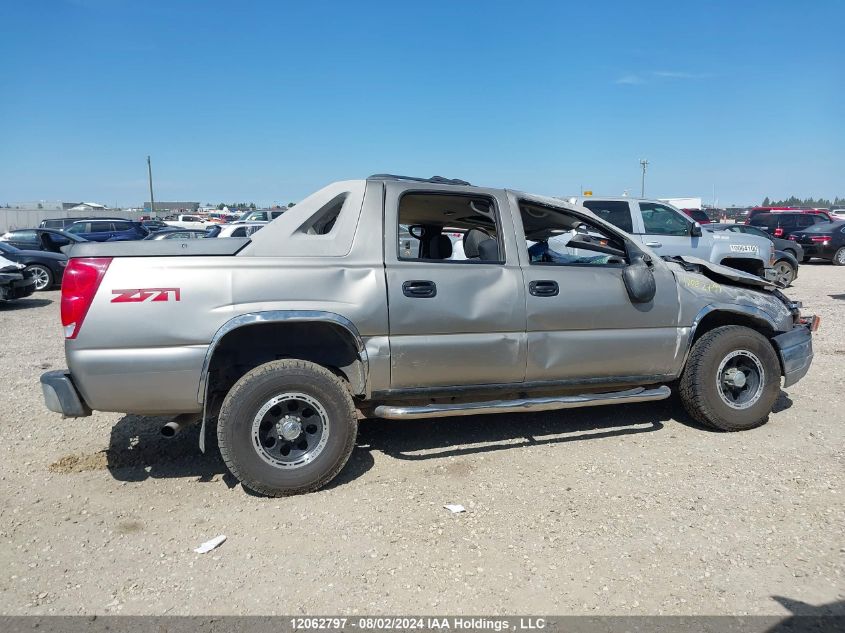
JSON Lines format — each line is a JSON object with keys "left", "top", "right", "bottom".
{"left": 691, "top": 310, "right": 774, "bottom": 346}
{"left": 205, "top": 321, "right": 365, "bottom": 414}
{"left": 719, "top": 257, "right": 765, "bottom": 277}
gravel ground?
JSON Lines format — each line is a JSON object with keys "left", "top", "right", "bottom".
{"left": 0, "top": 264, "right": 842, "bottom": 616}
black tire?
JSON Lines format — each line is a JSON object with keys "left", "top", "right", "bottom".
{"left": 833, "top": 247, "right": 845, "bottom": 266}
{"left": 26, "top": 264, "right": 53, "bottom": 291}
{"left": 679, "top": 325, "right": 781, "bottom": 431}
{"left": 217, "top": 359, "right": 357, "bottom": 496}
{"left": 802, "top": 256, "right": 811, "bottom": 263}
{"left": 772, "top": 259, "right": 796, "bottom": 287}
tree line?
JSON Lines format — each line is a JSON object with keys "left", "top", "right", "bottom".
{"left": 761, "top": 196, "right": 845, "bottom": 208}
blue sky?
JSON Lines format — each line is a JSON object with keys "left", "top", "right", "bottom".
{"left": 1, "top": 0, "right": 843, "bottom": 206}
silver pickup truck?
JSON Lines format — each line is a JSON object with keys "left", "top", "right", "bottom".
{"left": 570, "top": 197, "right": 775, "bottom": 278}
{"left": 41, "top": 175, "right": 817, "bottom": 496}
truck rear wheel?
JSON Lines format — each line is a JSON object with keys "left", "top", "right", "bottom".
{"left": 679, "top": 325, "right": 781, "bottom": 431}
{"left": 217, "top": 359, "right": 357, "bottom": 496}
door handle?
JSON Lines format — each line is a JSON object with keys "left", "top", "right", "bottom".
{"left": 402, "top": 280, "right": 437, "bottom": 298}
{"left": 645, "top": 241, "right": 663, "bottom": 248}
{"left": 529, "top": 280, "right": 559, "bottom": 297}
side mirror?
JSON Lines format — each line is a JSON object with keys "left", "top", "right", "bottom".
{"left": 690, "top": 222, "right": 703, "bottom": 237}
{"left": 623, "top": 255, "right": 657, "bottom": 303}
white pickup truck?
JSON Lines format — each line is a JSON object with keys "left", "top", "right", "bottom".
{"left": 570, "top": 198, "right": 775, "bottom": 279}
{"left": 164, "top": 214, "right": 209, "bottom": 230}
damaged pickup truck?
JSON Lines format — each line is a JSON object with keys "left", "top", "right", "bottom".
{"left": 41, "top": 175, "right": 818, "bottom": 496}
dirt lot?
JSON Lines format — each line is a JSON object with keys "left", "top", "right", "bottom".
{"left": 0, "top": 264, "right": 842, "bottom": 616}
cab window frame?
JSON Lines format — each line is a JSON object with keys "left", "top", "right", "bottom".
{"left": 396, "top": 190, "right": 506, "bottom": 265}
{"left": 518, "top": 198, "right": 633, "bottom": 269}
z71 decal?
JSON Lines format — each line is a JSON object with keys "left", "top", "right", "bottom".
{"left": 111, "top": 288, "right": 181, "bottom": 303}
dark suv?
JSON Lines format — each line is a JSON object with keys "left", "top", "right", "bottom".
{"left": 64, "top": 219, "right": 149, "bottom": 242}
{"left": 748, "top": 212, "right": 832, "bottom": 239}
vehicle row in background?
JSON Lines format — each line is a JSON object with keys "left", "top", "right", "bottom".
{"left": 0, "top": 242, "right": 67, "bottom": 290}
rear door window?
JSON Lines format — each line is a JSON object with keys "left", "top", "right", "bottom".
{"left": 66, "top": 222, "right": 91, "bottom": 234}
{"left": 111, "top": 221, "right": 132, "bottom": 231}
{"left": 581, "top": 201, "right": 634, "bottom": 233}
{"left": 90, "top": 221, "right": 112, "bottom": 233}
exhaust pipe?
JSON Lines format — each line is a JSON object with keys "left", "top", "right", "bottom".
{"left": 161, "top": 414, "right": 200, "bottom": 438}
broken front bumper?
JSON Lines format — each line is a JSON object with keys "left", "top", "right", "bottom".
{"left": 772, "top": 324, "right": 815, "bottom": 388}
{"left": 40, "top": 370, "right": 91, "bottom": 418}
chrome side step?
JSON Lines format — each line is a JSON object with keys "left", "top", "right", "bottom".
{"left": 373, "top": 385, "right": 671, "bottom": 420}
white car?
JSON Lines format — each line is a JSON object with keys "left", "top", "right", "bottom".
{"left": 164, "top": 214, "right": 208, "bottom": 230}
{"left": 206, "top": 222, "right": 266, "bottom": 238}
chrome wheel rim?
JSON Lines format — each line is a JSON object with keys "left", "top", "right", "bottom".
{"left": 836, "top": 249, "right": 845, "bottom": 265}
{"left": 251, "top": 392, "right": 329, "bottom": 469}
{"left": 774, "top": 261, "right": 794, "bottom": 286}
{"left": 716, "top": 350, "right": 765, "bottom": 410}
{"left": 29, "top": 266, "right": 50, "bottom": 290}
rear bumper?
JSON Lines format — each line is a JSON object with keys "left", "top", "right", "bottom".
{"left": 40, "top": 370, "right": 91, "bottom": 418}
{"left": 797, "top": 243, "right": 836, "bottom": 259}
{"left": 772, "top": 325, "right": 814, "bottom": 388}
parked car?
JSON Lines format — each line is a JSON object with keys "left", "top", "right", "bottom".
{"left": 706, "top": 222, "right": 804, "bottom": 261}
{"left": 788, "top": 220, "right": 845, "bottom": 265}
{"left": 64, "top": 219, "right": 149, "bottom": 242}
{"left": 0, "top": 256, "right": 36, "bottom": 301}
{"left": 164, "top": 214, "right": 209, "bottom": 230}
{"left": 1, "top": 228, "right": 87, "bottom": 254}
{"left": 681, "top": 208, "right": 711, "bottom": 224}
{"left": 40, "top": 175, "right": 816, "bottom": 497}
{"left": 144, "top": 228, "right": 210, "bottom": 240}
{"left": 39, "top": 217, "right": 92, "bottom": 230}
{"left": 744, "top": 207, "right": 834, "bottom": 224}
{"left": 236, "top": 209, "right": 285, "bottom": 223}
{"left": 748, "top": 212, "right": 833, "bottom": 240}
{"left": 0, "top": 241, "right": 67, "bottom": 290}
{"left": 571, "top": 197, "right": 774, "bottom": 278}
{"left": 141, "top": 219, "right": 169, "bottom": 231}
{"left": 206, "top": 212, "right": 237, "bottom": 224}
{"left": 204, "top": 222, "right": 265, "bottom": 238}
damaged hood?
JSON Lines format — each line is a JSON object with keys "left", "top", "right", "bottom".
{"left": 0, "top": 255, "right": 25, "bottom": 272}
{"left": 663, "top": 255, "right": 775, "bottom": 290}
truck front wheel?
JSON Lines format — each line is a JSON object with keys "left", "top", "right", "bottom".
{"left": 217, "top": 359, "right": 358, "bottom": 496}
{"left": 679, "top": 325, "right": 781, "bottom": 431}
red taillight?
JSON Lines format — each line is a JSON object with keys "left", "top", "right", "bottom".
{"left": 810, "top": 236, "right": 832, "bottom": 243}
{"left": 774, "top": 228, "right": 784, "bottom": 237}
{"left": 61, "top": 257, "right": 111, "bottom": 339}
{"left": 788, "top": 235, "right": 797, "bottom": 241}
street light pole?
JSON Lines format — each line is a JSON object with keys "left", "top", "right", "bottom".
{"left": 147, "top": 155, "right": 156, "bottom": 217}
{"left": 639, "top": 159, "right": 649, "bottom": 198}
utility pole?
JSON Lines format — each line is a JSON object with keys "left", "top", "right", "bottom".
{"left": 147, "top": 155, "right": 156, "bottom": 217}
{"left": 639, "top": 159, "right": 649, "bottom": 198}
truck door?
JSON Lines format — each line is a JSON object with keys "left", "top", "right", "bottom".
{"left": 635, "top": 201, "right": 700, "bottom": 256}
{"left": 514, "top": 195, "right": 683, "bottom": 382}
{"left": 383, "top": 182, "right": 527, "bottom": 389}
